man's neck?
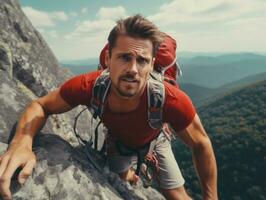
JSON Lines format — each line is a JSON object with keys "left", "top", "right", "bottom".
{"left": 107, "top": 85, "right": 145, "bottom": 113}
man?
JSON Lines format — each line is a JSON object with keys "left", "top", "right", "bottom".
{"left": 0, "top": 15, "right": 217, "bottom": 200}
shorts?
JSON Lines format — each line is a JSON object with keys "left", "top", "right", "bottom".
{"left": 107, "top": 131, "right": 185, "bottom": 189}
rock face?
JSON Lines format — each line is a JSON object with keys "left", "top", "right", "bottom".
{"left": 0, "top": 0, "right": 92, "bottom": 146}
{"left": 0, "top": 0, "right": 165, "bottom": 199}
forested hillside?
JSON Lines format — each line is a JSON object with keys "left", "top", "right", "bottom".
{"left": 172, "top": 80, "right": 266, "bottom": 200}
{"left": 179, "top": 83, "right": 215, "bottom": 106}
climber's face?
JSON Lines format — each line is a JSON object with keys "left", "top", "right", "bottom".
{"left": 106, "top": 35, "right": 155, "bottom": 98}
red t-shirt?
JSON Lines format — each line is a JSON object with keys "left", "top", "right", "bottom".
{"left": 60, "top": 70, "right": 196, "bottom": 148}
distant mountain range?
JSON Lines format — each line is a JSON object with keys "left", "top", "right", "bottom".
{"left": 61, "top": 57, "right": 98, "bottom": 66}
{"left": 62, "top": 64, "right": 97, "bottom": 75}
{"left": 180, "top": 72, "right": 266, "bottom": 107}
{"left": 178, "top": 53, "right": 266, "bottom": 88}
{"left": 172, "top": 80, "right": 266, "bottom": 200}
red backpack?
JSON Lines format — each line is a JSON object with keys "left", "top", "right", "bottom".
{"left": 98, "top": 33, "right": 181, "bottom": 85}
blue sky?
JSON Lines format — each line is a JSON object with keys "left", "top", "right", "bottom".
{"left": 20, "top": 0, "right": 266, "bottom": 61}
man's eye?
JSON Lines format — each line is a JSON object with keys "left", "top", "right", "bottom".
{"left": 120, "top": 55, "right": 131, "bottom": 62}
{"left": 137, "top": 57, "right": 148, "bottom": 65}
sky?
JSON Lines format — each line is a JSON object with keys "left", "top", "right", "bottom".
{"left": 20, "top": 0, "right": 266, "bottom": 61}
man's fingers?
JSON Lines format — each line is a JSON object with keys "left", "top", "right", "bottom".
{"left": 18, "top": 159, "right": 36, "bottom": 184}
{"left": 0, "top": 156, "right": 12, "bottom": 200}
{"left": 0, "top": 158, "right": 21, "bottom": 200}
{"left": 0, "top": 156, "right": 10, "bottom": 177}
{"left": 0, "top": 173, "right": 12, "bottom": 200}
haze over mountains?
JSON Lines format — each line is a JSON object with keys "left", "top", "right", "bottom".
{"left": 178, "top": 53, "right": 266, "bottom": 88}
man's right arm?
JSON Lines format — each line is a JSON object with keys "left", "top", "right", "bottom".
{"left": 0, "top": 88, "right": 73, "bottom": 200}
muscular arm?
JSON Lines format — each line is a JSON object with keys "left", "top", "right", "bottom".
{"left": 176, "top": 114, "right": 218, "bottom": 200}
{"left": 0, "top": 89, "right": 73, "bottom": 199}
{"left": 11, "top": 89, "right": 73, "bottom": 147}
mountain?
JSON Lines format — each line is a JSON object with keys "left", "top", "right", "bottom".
{"left": 179, "top": 83, "right": 215, "bottom": 107}
{"left": 198, "top": 72, "right": 266, "bottom": 107}
{"left": 61, "top": 64, "right": 98, "bottom": 74}
{"left": 172, "top": 80, "right": 266, "bottom": 200}
{"left": 0, "top": 1, "right": 163, "bottom": 199}
{"left": 60, "top": 57, "right": 98, "bottom": 74}
{"left": 178, "top": 53, "right": 266, "bottom": 88}
{"left": 60, "top": 57, "right": 98, "bottom": 66}
{"left": 219, "top": 71, "right": 266, "bottom": 91}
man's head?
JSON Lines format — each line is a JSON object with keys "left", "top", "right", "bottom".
{"left": 106, "top": 15, "right": 164, "bottom": 99}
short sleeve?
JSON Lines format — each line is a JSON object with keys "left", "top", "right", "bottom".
{"left": 163, "top": 82, "right": 196, "bottom": 132}
{"left": 59, "top": 70, "right": 101, "bottom": 107}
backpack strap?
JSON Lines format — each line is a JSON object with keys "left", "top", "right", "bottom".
{"left": 90, "top": 70, "right": 166, "bottom": 131}
{"left": 147, "top": 72, "right": 165, "bottom": 129}
{"left": 90, "top": 69, "right": 111, "bottom": 119}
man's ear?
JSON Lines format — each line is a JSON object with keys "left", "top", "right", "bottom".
{"left": 105, "top": 50, "right": 110, "bottom": 69}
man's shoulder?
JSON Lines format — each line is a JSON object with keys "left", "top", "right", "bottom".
{"left": 80, "top": 70, "right": 103, "bottom": 81}
{"left": 59, "top": 70, "right": 102, "bottom": 106}
{"left": 68, "top": 70, "right": 103, "bottom": 88}
{"left": 163, "top": 81, "right": 194, "bottom": 106}
{"left": 163, "top": 81, "right": 180, "bottom": 96}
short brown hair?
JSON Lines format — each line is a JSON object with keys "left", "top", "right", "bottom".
{"left": 107, "top": 14, "right": 164, "bottom": 56}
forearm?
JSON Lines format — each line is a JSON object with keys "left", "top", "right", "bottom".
{"left": 10, "top": 101, "right": 48, "bottom": 149}
{"left": 192, "top": 137, "right": 218, "bottom": 200}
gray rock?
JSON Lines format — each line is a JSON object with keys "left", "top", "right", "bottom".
{"left": 0, "top": 134, "right": 164, "bottom": 200}
{"left": 0, "top": 0, "right": 92, "bottom": 147}
{"left": 0, "top": 0, "right": 72, "bottom": 96}
{"left": 0, "top": 41, "right": 12, "bottom": 78}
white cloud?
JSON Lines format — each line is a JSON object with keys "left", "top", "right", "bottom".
{"left": 146, "top": 0, "right": 266, "bottom": 53}
{"left": 81, "top": 8, "right": 88, "bottom": 14}
{"left": 148, "top": 0, "right": 266, "bottom": 27}
{"left": 65, "top": 19, "right": 115, "bottom": 40}
{"left": 97, "top": 6, "right": 127, "bottom": 20}
{"left": 52, "top": 11, "right": 68, "bottom": 21}
{"left": 58, "top": 6, "right": 129, "bottom": 60}
{"left": 48, "top": 30, "right": 58, "bottom": 38}
{"left": 22, "top": 6, "right": 68, "bottom": 28}
{"left": 70, "top": 12, "right": 78, "bottom": 17}
{"left": 65, "top": 6, "right": 127, "bottom": 42}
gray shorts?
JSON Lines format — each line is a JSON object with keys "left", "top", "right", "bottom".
{"left": 108, "top": 132, "right": 185, "bottom": 189}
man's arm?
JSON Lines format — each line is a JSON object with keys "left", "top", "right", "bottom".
{"left": 0, "top": 89, "right": 73, "bottom": 200}
{"left": 176, "top": 114, "right": 218, "bottom": 200}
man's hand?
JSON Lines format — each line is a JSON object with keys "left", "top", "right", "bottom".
{"left": 0, "top": 143, "right": 36, "bottom": 200}
{"left": 0, "top": 89, "right": 73, "bottom": 199}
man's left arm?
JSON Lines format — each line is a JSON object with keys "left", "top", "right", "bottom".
{"left": 176, "top": 114, "right": 218, "bottom": 200}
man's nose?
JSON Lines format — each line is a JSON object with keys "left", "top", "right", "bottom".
{"left": 127, "top": 60, "right": 138, "bottom": 74}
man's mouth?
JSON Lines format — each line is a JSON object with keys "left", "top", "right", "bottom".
{"left": 121, "top": 77, "right": 138, "bottom": 82}
{"left": 120, "top": 75, "right": 139, "bottom": 83}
